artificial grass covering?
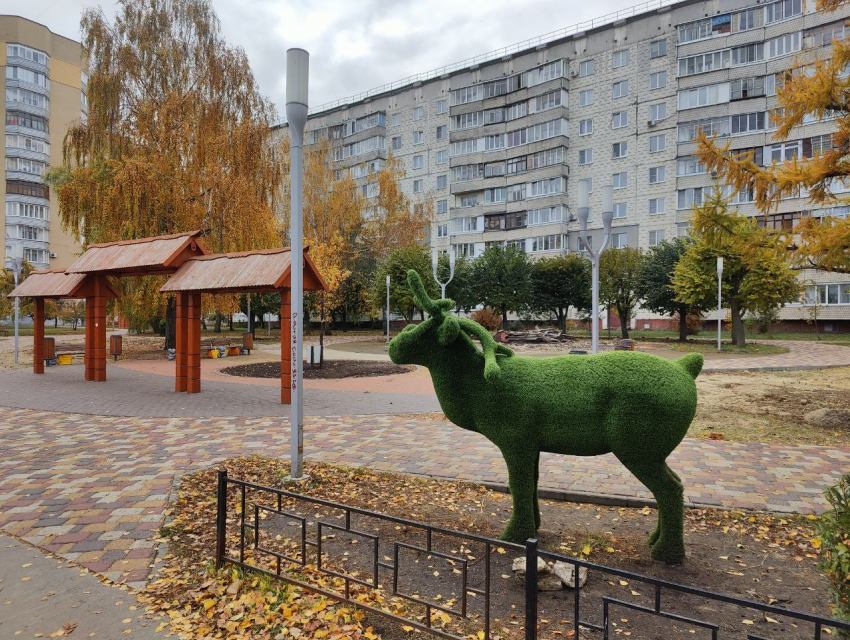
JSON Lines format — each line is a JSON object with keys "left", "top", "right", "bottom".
{"left": 389, "top": 270, "right": 702, "bottom": 564}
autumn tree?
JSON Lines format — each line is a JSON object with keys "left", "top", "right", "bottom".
{"left": 697, "top": 0, "right": 850, "bottom": 273}
{"left": 636, "top": 238, "right": 700, "bottom": 342}
{"left": 46, "top": 0, "right": 281, "bottom": 346}
{"left": 599, "top": 247, "right": 644, "bottom": 339}
{"left": 671, "top": 191, "right": 801, "bottom": 346}
{"left": 529, "top": 254, "right": 591, "bottom": 332}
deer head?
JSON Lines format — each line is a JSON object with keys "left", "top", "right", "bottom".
{"left": 388, "top": 270, "right": 513, "bottom": 381}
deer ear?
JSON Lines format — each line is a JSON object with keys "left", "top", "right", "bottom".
{"left": 437, "top": 317, "right": 460, "bottom": 346}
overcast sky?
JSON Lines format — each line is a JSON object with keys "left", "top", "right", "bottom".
{"left": 8, "top": 0, "right": 642, "bottom": 120}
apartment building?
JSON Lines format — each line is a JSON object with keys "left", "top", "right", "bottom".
{"left": 286, "top": 0, "right": 850, "bottom": 326}
{"left": 2, "top": 15, "right": 85, "bottom": 272}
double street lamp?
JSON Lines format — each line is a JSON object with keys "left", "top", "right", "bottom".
{"left": 5, "top": 246, "right": 23, "bottom": 364}
{"left": 432, "top": 247, "right": 455, "bottom": 299}
{"left": 576, "top": 179, "right": 613, "bottom": 355}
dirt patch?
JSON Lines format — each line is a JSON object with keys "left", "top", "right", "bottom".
{"left": 221, "top": 359, "right": 414, "bottom": 380}
{"left": 146, "top": 458, "right": 836, "bottom": 640}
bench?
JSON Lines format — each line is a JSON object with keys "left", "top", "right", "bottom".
{"left": 45, "top": 341, "right": 86, "bottom": 366}
{"left": 0, "top": 326, "right": 8, "bottom": 337}
{"left": 201, "top": 336, "right": 249, "bottom": 358}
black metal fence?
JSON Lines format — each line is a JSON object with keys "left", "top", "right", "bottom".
{"left": 214, "top": 470, "right": 850, "bottom": 640}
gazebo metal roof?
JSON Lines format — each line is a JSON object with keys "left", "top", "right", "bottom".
{"left": 8, "top": 270, "right": 119, "bottom": 299}
{"left": 66, "top": 230, "right": 207, "bottom": 277}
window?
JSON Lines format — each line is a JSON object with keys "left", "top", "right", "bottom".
{"left": 449, "top": 138, "right": 482, "bottom": 160}
{"left": 649, "top": 198, "right": 666, "bottom": 215}
{"left": 414, "top": 131, "right": 425, "bottom": 145}
{"left": 677, "top": 187, "right": 705, "bottom": 209}
{"left": 437, "top": 175, "right": 447, "bottom": 189}
{"left": 485, "top": 187, "right": 506, "bottom": 204}
{"left": 650, "top": 71, "right": 667, "bottom": 89}
{"left": 528, "top": 206, "right": 563, "bottom": 225}
{"left": 677, "top": 116, "right": 730, "bottom": 142}
{"left": 436, "top": 99, "right": 448, "bottom": 114}
{"left": 613, "top": 49, "right": 630, "bottom": 68}
{"left": 613, "top": 172, "right": 628, "bottom": 189}
{"left": 391, "top": 113, "right": 401, "bottom": 126}
{"left": 611, "top": 233, "right": 628, "bottom": 249}
{"left": 454, "top": 243, "right": 477, "bottom": 258}
{"left": 731, "top": 111, "right": 766, "bottom": 134}
{"left": 678, "top": 50, "right": 731, "bottom": 76}
{"left": 452, "top": 217, "right": 479, "bottom": 233}
{"left": 805, "top": 19, "right": 850, "bottom": 48}
{"left": 6, "top": 201, "right": 48, "bottom": 219}
{"left": 649, "top": 166, "right": 666, "bottom": 183}
{"left": 807, "top": 134, "right": 834, "bottom": 157}
{"left": 767, "top": 33, "right": 801, "bottom": 58}
{"left": 484, "top": 162, "right": 505, "bottom": 179}
{"left": 450, "top": 85, "right": 481, "bottom": 105}
{"left": 452, "top": 164, "right": 482, "bottom": 181}
{"left": 529, "top": 177, "right": 563, "bottom": 197}
{"left": 413, "top": 155, "right": 424, "bottom": 169}
{"left": 578, "top": 148, "right": 593, "bottom": 165}
{"left": 769, "top": 140, "right": 801, "bottom": 162}
{"left": 677, "top": 83, "right": 730, "bottom": 109}
{"left": 649, "top": 229, "right": 666, "bottom": 246}
{"left": 5, "top": 112, "right": 48, "bottom": 133}
{"left": 530, "top": 234, "right": 563, "bottom": 252}
{"left": 529, "top": 147, "right": 564, "bottom": 169}
{"left": 731, "top": 77, "right": 765, "bottom": 100}
{"left": 533, "top": 90, "right": 562, "bottom": 113}
{"left": 5, "top": 87, "right": 49, "bottom": 109}
{"left": 732, "top": 43, "right": 764, "bottom": 65}
{"left": 507, "top": 184, "right": 526, "bottom": 202}
{"left": 678, "top": 14, "right": 730, "bottom": 42}
{"left": 436, "top": 199, "right": 448, "bottom": 214}
{"left": 459, "top": 195, "right": 479, "bottom": 207}
{"left": 486, "top": 133, "right": 506, "bottom": 150}
{"left": 5, "top": 66, "right": 49, "bottom": 88}
{"left": 612, "top": 111, "right": 628, "bottom": 129}
{"left": 391, "top": 136, "right": 402, "bottom": 150}
{"left": 677, "top": 156, "right": 706, "bottom": 176}
{"left": 650, "top": 39, "right": 667, "bottom": 58}
{"left": 5, "top": 134, "right": 49, "bottom": 154}
{"left": 437, "top": 224, "right": 448, "bottom": 238}
{"left": 6, "top": 180, "right": 48, "bottom": 198}
{"left": 764, "top": 0, "right": 802, "bottom": 25}
{"left": 802, "top": 283, "right": 850, "bottom": 305}
{"left": 613, "top": 203, "right": 627, "bottom": 219}
{"left": 579, "top": 89, "right": 594, "bottom": 106}
{"left": 738, "top": 9, "right": 756, "bottom": 31}
{"left": 506, "top": 156, "right": 528, "bottom": 175}
{"left": 579, "top": 119, "right": 593, "bottom": 135}
{"left": 521, "top": 59, "right": 564, "bottom": 87}
{"left": 413, "top": 179, "right": 423, "bottom": 193}
{"left": 649, "top": 134, "right": 666, "bottom": 153}
{"left": 436, "top": 150, "right": 447, "bottom": 164}
{"left": 414, "top": 106, "right": 424, "bottom": 121}
{"left": 451, "top": 111, "right": 481, "bottom": 130}
{"left": 579, "top": 60, "right": 595, "bottom": 77}
{"left": 612, "top": 141, "right": 628, "bottom": 158}
{"left": 6, "top": 43, "right": 48, "bottom": 65}
{"left": 649, "top": 102, "right": 666, "bottom": 122}
{"left": 5, "top": 157, "right": 46, "bottom": 175}
{"left": 436, "top": 125, "right": 447, "bottom": 139}
{"left": 612, "top": 80, "right": 629, "bottom": 99}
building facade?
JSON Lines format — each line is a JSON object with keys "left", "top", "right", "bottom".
{"left": 290, "top": 0, "right": 850, "bottom": 325}
{"left": 2, "top": 15, "right": 85, "bottom": 272}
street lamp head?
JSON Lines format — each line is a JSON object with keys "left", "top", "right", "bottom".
{"left": 602, "top": 210, "right": 614, "bottom": 235}
{"left": 432, "top": 248, "right": 439, "bottom": 274}
{"left": 577, "top": 178, "right": 590, "bottom": 209}
{"left": 285, "top": 49, "right": 309, "bottom": 107}
{"left": 601, "top": 184, "right": 613, "bottom": 216}
{"left": 449, "top": 247, "right": 456, "bottom": 269}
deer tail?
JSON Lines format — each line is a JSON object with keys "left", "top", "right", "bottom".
{"left": 676, "top": 353, "right": 703, "bottom": 379}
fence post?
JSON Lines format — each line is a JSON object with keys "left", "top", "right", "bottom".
{"left": 215, "top": 469, "right": 228, "bottom": 570}
{"left": 525, "top": 538, "right": 538, "bottom": 640}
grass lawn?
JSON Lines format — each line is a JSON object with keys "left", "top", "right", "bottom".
{"left": 664, "top": 341, "right": 789, "bottom": 355}
{"left": 564, "top": 327, "right": 850, "bottom": 346}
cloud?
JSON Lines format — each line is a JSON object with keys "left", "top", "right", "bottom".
{"left": 22, "top": 0, "right": 642, "bottom": 111}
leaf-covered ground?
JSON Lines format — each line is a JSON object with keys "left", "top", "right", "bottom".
{"left": 137, "top": 457, "right": 838, "bottom": 640}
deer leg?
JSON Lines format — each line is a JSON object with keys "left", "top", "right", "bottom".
{"left": 500, "top": 449, "right": 539, "bottom": 544}
{"left": 623, "top": 460, "right": 685, "bottom": 565}
{"left": 533, "top": 452, "right": 541, "bottom": 531}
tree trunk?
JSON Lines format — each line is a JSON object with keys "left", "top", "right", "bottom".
{"left": 557, "top": 309, "right": 566, "bottom": 333}
{"left": 319, "top": 296, "right": 325, "bottom": 368}
{"left": 678, "top": 307, "right": 688, "bottom": 342}
{"left": 228, "top": 314, "right": 233, "bottom": 331}
{"left": 164, "top": 297, "right": 177, "bottom": 350}
{"left": 730, "top": 299, "right": 746, "bottom": 346}
{"left": 619, "top": 305, "right": 630, "bottom": 339}
{"left": 214, "top": 311, "right": 222, "bottom": 333}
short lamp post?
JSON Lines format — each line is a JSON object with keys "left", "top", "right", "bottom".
{"left": 576, "top": 180, "right": 613, "bottom": 355}
{"left": 5, "top": 246, "right": 23, "bottom": 364}
{"left": 432, "top": 248, "right": 455, "bottom": 299}
{"left": 285, "top": 48, "right": 309, "bottom": 481}
{"left": 386, "top": 274, "right": 391, "bottom": 345}
{"left": 717, "top": 257, "right": 724, "bottom": 352}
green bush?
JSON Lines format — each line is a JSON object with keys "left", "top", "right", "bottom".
{"left": 818, "top": 474, "right": 850, "bottom": 635}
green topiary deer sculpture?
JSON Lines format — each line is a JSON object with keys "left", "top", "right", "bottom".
{"left": 389, "top": 270, "right": 703, "bottom": 564}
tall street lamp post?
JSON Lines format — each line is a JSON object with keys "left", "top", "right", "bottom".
{"left": 5, "top": 246, "right": 23, "bottom": 364}
{"left": 576, "top": 179, "right": 613, "bottom": 355}
{"left": 386, "top": 274, "right": 391, "bottom": 345}
{"left": 286, "top": 48, "right": 309, "bottom": 481}
{"left": 717, "top": 257, "right": 724, "bottom": 352}
{"left": 432, "top": 247, "right": 455, "bottom": 299}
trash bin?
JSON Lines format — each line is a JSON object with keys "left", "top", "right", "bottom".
{"left": 109, "top": 334, "right": 123, "bottom": 361}
{"left": 242, "top": 331, "right": 254, "bottom": 354}
{"left": 44, "top": 337, "right": 56, "bottom": 365}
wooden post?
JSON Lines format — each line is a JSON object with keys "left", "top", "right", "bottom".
{"left": 281, "top": 289, "right": 291, "bottom": 404}
{"left": 92, "top": 276, "right": 107, "bottom": 382}
{"left": 84, "top": 295, "right": 94, "bottom": 381}
{"left": 33, "top": 298, "right": 44, "bottom": 374}
{"left": 175, "top": 293, "right": 188, "bottom": 392}
{"left": 186, "top": 292, "right": 201, "bottom": 393}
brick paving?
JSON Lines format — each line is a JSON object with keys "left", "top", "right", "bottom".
{"left": 1, "top": 407, "right": 847, "bottom": 588}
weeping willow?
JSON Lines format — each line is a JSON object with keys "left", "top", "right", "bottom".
{"left": 47, "top": 0, "right": 282, "bottom": 332}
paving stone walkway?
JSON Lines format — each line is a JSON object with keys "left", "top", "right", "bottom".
{"left": 1, "top": 408, "right": 846, "bottom": 589}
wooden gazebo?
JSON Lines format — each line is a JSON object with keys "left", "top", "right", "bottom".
{"left": 7, "top": 270, "right": 119, "bottom": 376}
{"left": 160, "top": 247, "right": 327, "bottom": 402}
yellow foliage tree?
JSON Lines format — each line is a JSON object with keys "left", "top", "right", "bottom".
{"left": 46, "top": 0, "right": 282, "bottom": 342}
{"left": 697, "top": 0, "right": 850, "bottom": 273}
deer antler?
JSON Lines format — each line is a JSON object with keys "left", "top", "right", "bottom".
{"left": 407, "top": 270, "right": 453, "bottom": 318}
{"left": 457, "top": 318, "right": 514, "bottom": 382}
